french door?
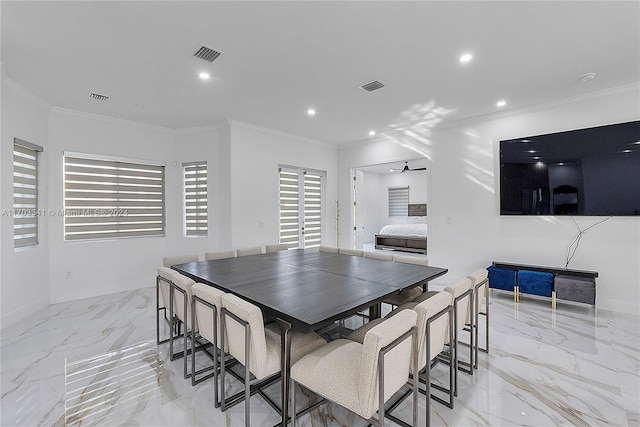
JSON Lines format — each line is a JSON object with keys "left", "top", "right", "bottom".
{"left": 279, "top": 166, "right": 324, "bottom": 249}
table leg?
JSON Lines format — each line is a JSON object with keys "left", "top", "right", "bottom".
{"left": 276, "top": 318, "right": 292, "bottom": 426}
{"left": 369, "top": 303, "right": 381, "bottom": 319}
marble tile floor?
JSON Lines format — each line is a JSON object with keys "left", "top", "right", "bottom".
{"left": 0, "top": 285, "right": 638, "bottom": 426}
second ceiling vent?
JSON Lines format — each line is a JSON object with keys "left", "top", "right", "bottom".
{"left": 360, "top": 80, "right": 385, "bottom": 92}
{"left": 193, "top": 45, "right": 222, "bottom": 63}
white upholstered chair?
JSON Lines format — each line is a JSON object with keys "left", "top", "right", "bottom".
{"left": 156, "top": 254, "right": 198, "bottom": 345}
{"left": 265, "top": 243, "right": 289, "bottom": 253}
{"left": 467, "top": 268, "right": 489, "bottom": 367}
{"left": 318, "top": 245, "right": 339, "bottom": 253}
{"left": 364, "top": 251, "right": 394, "bottom": 261}
{"left": 348, "top": 291, "right": 454, "bottom": 425}
{"left": 444, "top": 277, "right": 474, "bottom": 394}
{"left": 291, "top": 310, "right": 418, "bottom": 427}
{"left": 205, "top": 250, "right": 236, "bottom": 260}
{"left": 169, "top": 273, "right": 198, "bottom": 379}
{"left": 191, "top": 283, "right": 226, "bottom": 406}
{"left": 338, "top": 248, "right": 364, "bottom": 256}
{"left": 219, "top": 293, "right": 326, "bottom": 426}
{"left": 236, "top": 246, "right": 262, "bottom": 257}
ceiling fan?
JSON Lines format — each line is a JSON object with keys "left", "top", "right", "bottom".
{"left": 391, "top": 161, "right": 427, "bottom": 173}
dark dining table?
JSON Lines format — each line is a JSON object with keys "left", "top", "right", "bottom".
{"left": 172, "top": 248, "right": 447, "bottom": 426}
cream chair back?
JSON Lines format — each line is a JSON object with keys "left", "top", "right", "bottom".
{"left": 265, "top": 243, "right": 288, "bottom": 253}
{"left": 205, "top": 250, "right": 236, "bottom": 261}
{"left": 220, "top": 293, "right": 270, "bottom": 379}
{"left": 445, "top": 277, "right": 473, "bottom": 333}
{"left": 236, "top": 247, "right": 262, "bottom": 257}
{"left": 364, "top": 251, "right": 394, "bottom": 261}
{"left": 413, "top": 291, "right": 452, "bottom": 369}
{"left": 163, "top": 254, "right": 198, "bottom": 267}
{"left": 172, "top": 273, "right": 197, "bottom": 330}
{"left": 192, "top": 283, "right": 225, "bottom": 347}
{"left": 359, "top": 309, "right": 417, "bottom": 419}
{"left": 339, "top": 248, "right": 364, "bottom": 256}
{"left": 393, "top": 255, "right": 429, "bottom": 266}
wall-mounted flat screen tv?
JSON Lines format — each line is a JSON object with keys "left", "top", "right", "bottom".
{"left": 500, "top": 120, "right": 640, "bottom": 216}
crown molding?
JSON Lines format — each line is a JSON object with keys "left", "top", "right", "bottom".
{"left": 50, "top": 107, "right": 173, "bottom": 134}
{"left": 1, "top": 63, "right": 52, "bottom": 111}
{"left": 339, "top": 83, "right": 640, "bottom": 150}
{"left": 227, "top": 119, "right": 336, "bottom": 149}
{"left": 435, "top": 83, "right": 640, "bottom": 131}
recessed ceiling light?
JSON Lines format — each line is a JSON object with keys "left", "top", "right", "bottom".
{"left": 496, "top": 100, "right": 507, "bottom": 107}
{"left": 369, "top": 131, "right": 376, "bottom": 136}
{"left": 307, "top": 108, "right": 316, "bottom": 116}
{"left": 459, "top": 53, "right": 473, "bottom": 63}
{"left": 199, "top": 72, "right": 210, "bottom": 80}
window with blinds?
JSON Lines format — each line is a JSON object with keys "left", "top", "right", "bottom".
{"left": 388, "top": 186, "right": 409, "bottom": 217}
{"left": 278, "top": 166, "right": 324, "bottom": 249}
{"left": 63, "top": 153, "right": 165, "bottom": 241}
{"left": 13, "top": 139, "right": 43, "bottom": 248}
{"left": 183, "top": 161, "right": 208, "bottom": 236}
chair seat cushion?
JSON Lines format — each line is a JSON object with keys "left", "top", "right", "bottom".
{"left": 291, "top": 339, "right": 364, "bottom": 417}
{"left": 412, "top": 290, "right": 440, "bottom": 304}
{"left": 383, "top": 286, "right": 423, "bottom": 306}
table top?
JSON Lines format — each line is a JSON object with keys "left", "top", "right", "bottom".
{"left": 173, "top": 249, "right": 448, "bottom": 332}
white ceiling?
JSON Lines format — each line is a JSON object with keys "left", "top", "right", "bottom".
{"left": 2, "top": 1, "right": 638, "bottom": 144}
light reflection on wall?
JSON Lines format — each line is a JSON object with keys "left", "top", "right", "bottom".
{"left": 462, "top": 127, "right": 495, "bottom": 193}
{"left": 381, "top": 100, "right": 455, "bottom": 160}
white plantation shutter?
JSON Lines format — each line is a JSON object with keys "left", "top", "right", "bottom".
{"left": 389, "top": 186, "right": 409, "bottom": 217}
{"left": 64, "top": 153, "right": 165, "bottom": 241}
{"left": 279, "top": 166, "right": 325, "bottom": 249}
{"left": 13, "top": 139, "right": 43, "bottom": 248}
{"left": 279, "top": 169, "right": 300, "bottom": 247}
{"left": 303, "top": 172, "right": 322, "bottom": 247}
{"left": 184, "top": 162, "right": 208, "bottom": 236}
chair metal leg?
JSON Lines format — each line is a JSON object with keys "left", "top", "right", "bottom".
{"left": 290, "top": 379, "right": 297, "bottom": 427}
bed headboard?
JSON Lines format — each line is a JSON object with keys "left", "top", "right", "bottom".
{"left": 408, "top": 204, "right": 427, "bottom": 216}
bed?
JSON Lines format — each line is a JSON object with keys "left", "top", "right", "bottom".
{"left": 374, "top": 223, "right": 428, "bottom": 255}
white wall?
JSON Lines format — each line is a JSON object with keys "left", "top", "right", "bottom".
{"left": 1, "top": 70, "right": 51, "bottom": 327}
{"left": 228, "top": 121, "right": 338, "bottom": 249}
{"left": 47, "top": 108, "right": 177, "bottom": 304}
{"left": 339, "top": 86, "right": 640, "bottom": 315}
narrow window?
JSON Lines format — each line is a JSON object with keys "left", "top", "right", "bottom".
{"left": 183, "top": 161, "right": 208, "bottom": 236}
{"left": 388, "top": 186, "right": 409, "bottom": 217}
{"left": 13, "top": 138, "right": 43, "bottom": 248}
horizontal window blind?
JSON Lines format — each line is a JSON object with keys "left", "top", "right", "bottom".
{"left": 64, "top": 153, "right": 165, "bottom": 241}
{"left": 279, "top": 169, "right": 300, "bottom": 248}
{"left": 13, "top": 139, "right": 42, "bottom": 248}
{"left": 303, "top": 171, "right": 322, "bottom": 248}
{"left": 184, "top": 161, "right": 208, "bottom": 236}
{"left": 389, "top": 186, "right": 409, "bottom": 217}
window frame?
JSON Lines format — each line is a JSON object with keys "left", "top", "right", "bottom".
{"left": 183, "top": 161, "right": 208, "bottom": 237}
{"left": 13, "top": 138, "right": 43, "bottom": 248}
{"left": 388, "top": 186, "right": 409, "bottom": 217}
{"left": 63, "top": 151, "right": 166, "bottom": 242}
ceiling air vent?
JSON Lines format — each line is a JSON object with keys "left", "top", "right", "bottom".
{"left": 360, "top": 80, "right": 385, "bottom": 92}
{"left": 193, "top": 45, "right": 222, "bottom": 63}
{"left": 88, "top": 92, "right": 109, "bottom": 102}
